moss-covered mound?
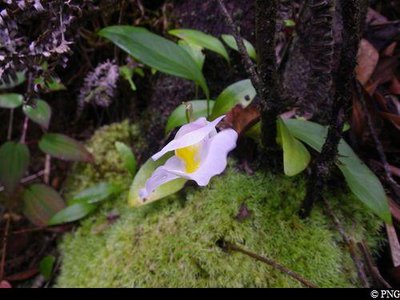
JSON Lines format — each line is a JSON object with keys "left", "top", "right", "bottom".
{"left": 56, "top": 122, "right": 383, "bottom": 288}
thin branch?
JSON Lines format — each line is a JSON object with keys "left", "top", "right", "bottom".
{"left": 0, "top": 215, "right": 11, "bottom": 281}
{"left": 323, "top": 198, "right": 370, "bottom": 287}
{"left": 44, "top": 155, "right": 51, "bottom": 185}
{"left": 19, "top": 116, "right": 29, "bottom": 144}
{"left": 7, "top": 109, "right": 14, "bottom": 141}
{"left": 217, "top": 239, "right": 318, "bottom": 288}
{"left": 358, "top": 241, "right": 392, "bottom": 288}
{"left": 357, "top": 83, "right": 400, "bottom": 201}
{"left": 0, "top": 170, "right": 45, "bottom": 193}
{"left": 217, "top": 0, "right": 261, "bottom": 92}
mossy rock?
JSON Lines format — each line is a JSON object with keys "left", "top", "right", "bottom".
{"left": 56, "top": 122, "right": 383, "bottom": 288}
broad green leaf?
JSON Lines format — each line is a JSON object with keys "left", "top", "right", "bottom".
{"left": 23, "top": 99, "right": 52, "bottom": 130}
{"left": 39, "top": 256, "right": 56, "bottom": 281}
{"left": 68, "top": 182, "right": 122, "bottom": 205}
{"left": 221, "top": 34, "right": 257, "bottom": 61}
{"left": 99, "top": 26, "right": 209, "bottom": 98}
{"left": 39, "top": 134, "right": 93, "bottom": 162}
{"left": 0, "top": 142, "right": 30, "bottom": 194}
{"left": 210, "top": 79, "right": 256, "bottom": 120}
{"left": 170, "top": 29, "right": 230, "bottom": 63}
{"left": 115, "top": 142, "right": 137, "bottom": 176}
{"left": 23, "top": 184, "right": 65, "bottom": 227}
{"left": 178, "top": 40, "right": 205, "bottom": 70}
{"left": 284, "top": 119, "right": 391, "bottom": 223}
{"left": 119, "top": 65, "right": 137, "bottom": 91}
{"left": 128, "top": 154, "right": 187, "bottom": 207}
{"left": 277, "top": 118, "right": 311, "bottom": 176}
{"left": 166, "top": 100, "right": 215, "bottom": 134}
{"left": 0, "top": 93, "right": 23, "bottom": 109}
{"left": 0, "top": 72, "right": 25, "bottom": 90}
{"left": 48, "top": 202, "right": 97, "bottom": 225}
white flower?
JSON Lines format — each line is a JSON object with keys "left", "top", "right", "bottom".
{"left": 139, "top": 116, "right": 238, "bottom": 200}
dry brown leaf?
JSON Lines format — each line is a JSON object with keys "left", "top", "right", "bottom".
{"left": 0, "top": 281, "right": 12, "bottom": 288}
{"left": 219, "top": 104, "right": 260, "bottom": 135}
{"left": 389, "top": 198, "right": 400, "bottom": 222}
{"left": 356, "top": 39, "right": 379, "bottom": 85}
{"left": 380, "top": 112, "right": 400, "bottom": 130}
{"left": 390, "top": 77, "right": 400, "bottom": 95}
{"left": 383, "top": 42, "right": 397, "bottom": 56}
{"left": 367, "top": 56, "right": 399, "bottom": 94}
{"left": 386, "top": 223, "right": 400, "bottom": 267}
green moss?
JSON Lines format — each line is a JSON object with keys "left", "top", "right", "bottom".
{"left": 62, "top": 120, "right": 144, "bottom": 198}
{"left": 56, "top": 122, "right": 384, "bottom": 287}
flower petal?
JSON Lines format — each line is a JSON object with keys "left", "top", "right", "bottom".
{"left": 164, "top": 129, "right": 238, "bottom": 186}
{"left": 152, "top": 116, "right": 225, "bottom": 161}
{"left": 139, "top": 157, "right": 184, "bottom": 200}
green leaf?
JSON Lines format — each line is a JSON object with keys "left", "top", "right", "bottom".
{"left": 115, "top": 142, "right": 137, "bottom": 176}
{"left": 68, "top": 182, "right": 122, "bottom": 205}
{"left": 23, "top": 184, "right": 65, "bottom": 227}
{"left": 0, "top": 142, "right": 30, "bottom": 194}
{"left": 284, "top": 119, "right": 392, "bottom": 223}
{"left": 0, "top": 72, "right": 25, "bottom": 90}
{"left": 166, "top": 100, "right": 215, "bottom": 134}
{"left": 277, "top": 118, "right": 311, "bottom": 176}
{"left": 210, "top": 79, "right": 256, "bottom": 120}
{"left": 39, "top": 256, "right": 56, "bottom": 281}
{"left": 169, "top": 29, "right": 230, "bottom": 63}
{"left": 23, "top": 99, "right": 52, "bottom": 130}
{"left": 39, "top": 134, "right": 93, "bottom": 163}
{"left": 0, "top": 93, "right": 24, "bottom": 109}
{"left": 119, "top": 65, "right": 137, "bottom": 91}
{"left": 48, "top": 202, "right": 97, "bottom": 225}
{"left": 128, "top": 154, "right": 187, "bottom": 207}
{"left": 178, "top": 40, "right": 205, "bottom": 70}
{"left": 221, "top": 34, "right": 257, "bottom": 61}
{"left": 99, "top": 26, "right": 209, "bottom": 98}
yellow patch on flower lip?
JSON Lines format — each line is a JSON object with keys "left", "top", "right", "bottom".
{"left": 175, "top": 144, "right": 201, "bottom": 173}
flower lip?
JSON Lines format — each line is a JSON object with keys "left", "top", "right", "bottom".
{"left": 151, "top": 115, "right": 225, "bottom": 161}
{"left": 138, "top": 116, "right": 238, "bottom": 203}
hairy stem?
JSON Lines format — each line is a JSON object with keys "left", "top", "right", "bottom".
{"left": 256, "top": 0, "right": 283, "bottom": 157}
{"left": 300, "top": 0, "right": 367, "bottom": 218}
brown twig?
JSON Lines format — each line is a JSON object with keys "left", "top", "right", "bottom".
{"left": 0, "top": 169, "right": 45, "bottom": 193}
{"left": 357, "top": 83, "right": 400, "bottom": 202}
{"left": 44, "top": 155, "right": 51, "bottom": 185}
{"left": 358, "top": 241, "right": 392, "bottom": 288}
{"left": 217, "top": 239, "right": 318, "bottom": 288}
{"left": 7, "top": 109, "right": 14, "bottom": 141}
{"left": 0, "top": 215, "right": 11, "bottom": 281}
{"left": 216, "top": 0, "right": 261, "bottom": 92}
{"left": 323, "top": 198, "right": 370, "bottom": 287}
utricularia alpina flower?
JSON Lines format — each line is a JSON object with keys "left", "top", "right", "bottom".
{"left": 139, "top": 116, "right": 238, "bottom": 200}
